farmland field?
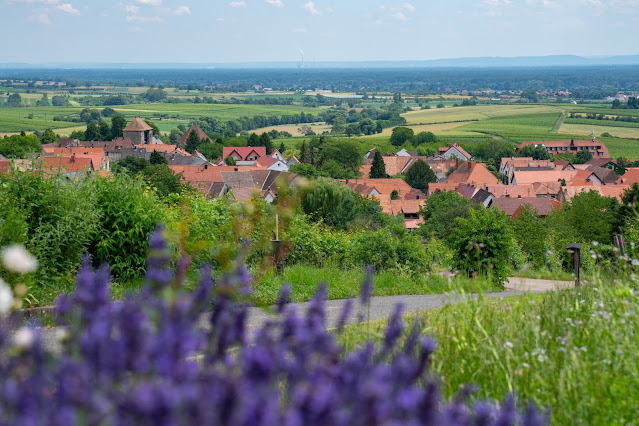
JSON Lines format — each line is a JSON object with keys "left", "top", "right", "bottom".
{"left": 250, "top": 122, "right": 332, "bottom": 136}
{"left": 560, "top": 123, "right": 639, "bottom": 139}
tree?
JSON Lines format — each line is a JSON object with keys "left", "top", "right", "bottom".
{"left": 247, "top": 133, "right": 260, "bottom": 147}
{"left": 299, "top": 141, "right": 311, "bottom": 164}
{"left": 369, "top": 151, "right": 387, "bottom": 178}
{"left": 411, "top": 131, "right": 437, "bottom": 146}
{"left": 289, "top": 163, "right": 321, "bottom": 179}
{"left": 419, "top": 191, "right": 475, "bottom": 240}
{"left": 185, "top": 130, "right": 201, "bottom": 154}
{"left": 0, "top": 134, "right": 41, "bottom": 158}
{"left": 114, "top": 156, "right": 150, "bottom": 174}
{"left": 473, "top": 139, "right": 516, "bottom": 164}
{"left": 39, "top": 128, "right": 58, "bottom": 145}
{"left": 85, "top": 123, "right": 101, "bottom": 141}
{"left": 143, "top": 88, "right": 167, "bottom": 102}
{"left": 101, "top": 107, "right": 117, "bottom": 117}
{"left": 224, "top": 156, "right": 236, "bottom": 166}
{"left": 142, "top": 164, "right": 182, "bottom": 198}
{"left": 278, "top": 142, "right": 286, "bottom": 154}
{"left": 405, "top": 160, "right": 436, "bottom": 191}
{"left": 80, "top": 109, "right": 101, "bottom": 124}
{"left": 36, "top": 94, "right": 50, "bottom": 107}
{"left": 517, "top": 145, "right": 550, "bottom": 160}
{"left": 566, "top": 190, "right": 616, "bottom": 244}
{"left": 111, "top": 115, "right": 127, "bottom": 139}
{"left": 149, "top": 150, "right": 167, "bottom": 165}
{"left": 390, "top": 127, "right": 414, "bottom": 147}
{"left": 98, "top": 120, "right": 110, "bottom": 141}
{"left": 511, "top": 206, "right": 549, "bottom": 269}
{"left": 575, "top": 150, "right": 593, "bottom": 164}
{"left": 390, "top": 190, "right": 399, "bottom": 200}
{"left": 259, "top": 132, "right": 273, "bottom": 154}
{"left": 300, "top": 178, "right": 358, "bottom": 229}
{"left": 6, "top": 93, "right": 22, "bottom": 107}
{"left": 448, "top": 207, "right": 514, "bottom": 284}
{"left": 51, "top": 95, "right": 71, "bottom": 107}
{"left": 169, "top": 129, "right": 182, "bottom": 145}
{"left": 198, "top": 143, "right": 223, "bottom": 161}
{"left": 614, "top": 183, "right": 639, "bottom": 232}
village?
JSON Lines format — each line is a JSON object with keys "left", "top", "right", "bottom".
{"left": 1, "top": 117, "right": 632, "bottom": 233}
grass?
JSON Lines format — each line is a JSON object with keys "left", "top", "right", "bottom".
{"left": 559, "top": 123, "right": 639, "bottom": 139}
{"left": 339, "top": 276, "right": 639, "bottom": 425}
{"left": 249, "top": 264, "right": 499, "bottom": 306}
{"left": 508, "top": 268, "right": 574, "bottom": 281}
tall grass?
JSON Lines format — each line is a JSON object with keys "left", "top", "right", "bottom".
{"left": 250, "top": 264, "right": 498, "bottom": 306}
{"left": 340, "top": 277, "right": 639, "bottom": 424}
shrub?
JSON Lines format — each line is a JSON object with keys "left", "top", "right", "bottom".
{"left": 89, "top": 175, "right": 163, "bottom": 279}
{"left": 448, "top": 208, "right": 514, "bottom": 284}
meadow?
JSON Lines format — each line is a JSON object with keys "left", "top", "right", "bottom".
{"left": 340, "top": 276, "right": 639, "bottom": 425}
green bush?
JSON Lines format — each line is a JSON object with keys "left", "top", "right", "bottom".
{"left": 448, "top": 207, "right": 514, "bottom": 284}
{"left": 89, "top": 175, "right": 164, "bottom": 279}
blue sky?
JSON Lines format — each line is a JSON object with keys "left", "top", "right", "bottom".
{"left": 1, "top": 0, "right": 639, "bottom": 63}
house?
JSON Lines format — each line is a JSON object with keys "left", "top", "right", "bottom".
{"left": 491, "top": 197, "right": 561, "bottom": 218}
{"left": 389, "top": 200, "right": 426, "bottom": 231}
{"left": 222, "top": 147, "right": 267, "bottom": 163}
{"left": 499, "top": 157, "right": 554, "bottom": 185}
{"left": 396, "top": 149, "right": 418, "bottom": 157}
{"left": 39, "top": 155, "right": 93, "bottom": 177}
{"left": 270, "top": 149, "right": 286, "bottom": 163}
{"left": 438, "top": 144, "right": 472, "bottom": 161}
{"left": 179, "top": 124, "right": 212, "bottom": 146}
{"left": 42, "top": 147, "right": 109, "bottom": 171}
{"left": 553, "top": 160, "right": 575, "bottom": 171}
{"left": 256, "top": 156, "right": 289, "bottom": 172}
{"left": 561, "top": 186, "right": 630, "bottom": 203}
{"left": 287, "top": 156, "right": 300, "bottom": 166}
{"left": 572, "top": 164, "right": 619, "bottom": 184}
{"left": 123, "top": 118, "right": 154, "bottom": 145}
{"left": 618, "top": 168, "right": 639, "bottom": 185}
{"left": 442, "top": 162, "right": 500, "bottom": 186}
{"left": 516, "top": 139, "right": 610, "bottom": 158}
{"left": 364, "top": 148, "right": 379, "bottom": 160}
{"left": 586, "top": 158, "right": 625, "bottom": 175}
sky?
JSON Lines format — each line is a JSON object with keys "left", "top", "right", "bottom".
{"left": 1, "top": 0, "right": 639, "bottom": 63}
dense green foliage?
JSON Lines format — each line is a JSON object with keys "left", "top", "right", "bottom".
{"left": 405, "top": 159, "right": 436, "bottom": 191}
{"left": 0, "top": 134, "right": 41, "bottom": 158}
{"left": 448, "top": 207, "right": 515, "bottom": 284}
{"left": 369, "top": 151, "right": 386, "bottom": 178}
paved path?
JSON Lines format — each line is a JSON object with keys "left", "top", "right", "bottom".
{"left": 33, "top": 277, "right": 574, "bottom": 353}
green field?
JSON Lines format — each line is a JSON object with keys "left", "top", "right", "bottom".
{"left": 0, "top": 103, "right": 323, "bottom": 135}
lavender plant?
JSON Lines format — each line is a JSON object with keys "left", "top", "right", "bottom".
{"left": 0, "top": 230, "right": 546, "bottom": 425}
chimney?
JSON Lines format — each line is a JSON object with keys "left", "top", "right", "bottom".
{"left": 70, "top": 153, "right": 75, "bottom": 163}
{"left": 455, "top": 158, "right": 459, "bottom": 168}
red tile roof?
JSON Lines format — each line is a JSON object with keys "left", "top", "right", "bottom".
{"left": 443, "top": 162, "right": 500, "bottom": 186}
{"left": 492, "top": 197, "right": 561, "bottom": 217}
{"left": 517, "top": 140, "right": 610, "bottom": 158}
{"left": 223, "top": 147, "right": 267, "bottom": 162}
{"left": 179, "top": 124, "right": 211, "bottom": 146}
{"left": 618, "top": 168, "right": 639, "bottom": 185}
{"left": 123, "top": 118, "right": 152, "bottom": 132}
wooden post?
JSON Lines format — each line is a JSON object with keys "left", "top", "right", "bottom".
{"left": 566, "top": 243, "right": 582, "bottom": 287}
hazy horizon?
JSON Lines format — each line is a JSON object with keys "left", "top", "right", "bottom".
{"left": 2, "top": 0, "right": 639, "bottom": 64}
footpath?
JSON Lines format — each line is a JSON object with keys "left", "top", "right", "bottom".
{"left": 33, "top": 277, "right": 574, "bottom": 353}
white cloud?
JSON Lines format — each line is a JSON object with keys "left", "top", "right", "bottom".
{"left": 402, "top": 2, "right": 416, "bottom": 12}
{"left": 303, "top": 1, "right": 320, "bottom": 14}
{"left": 125, "top": 5, "right": 140, "bottom": 14}
{"left": 391, "top": 11, "right": 408, "bottom": 20}
{"left": 171, "top": 5, "right": 190, "bottom": 15}
{"left": 265, "top": 0, "right": 284, "bottom": 7}
{"left": 230, "top": 1, "right": 246, "bottom": 7}
{"left": 56, "top": 3, "right": 79, "bottom": 15}
{"left": 126, "top": 15, "right": 163, "bottom": 23}
{"left": 293, "top": 27, "right": 307, "bottom": 33}
{"left": 11, "top": 0, "right": 59, "bottom": 3}
{"left": 136, "top": 0, "right": 162, "bottom": 5}
{"left": 28, "top": 13, "right": 52, "bottom": 23}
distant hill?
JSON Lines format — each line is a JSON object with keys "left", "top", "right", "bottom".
{"left": 2, "top": 55, "right": 639, "bottom": 69}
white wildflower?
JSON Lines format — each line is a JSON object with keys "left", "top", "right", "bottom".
{"left": 55, "top": 327, "right": 69, "bottom": 342}
{"left": 522, "top": 363, "right": 530, "bottom": 368}
{"left": 1, "top": 245, "right": 38, "bottom": 274}
{"left": 633, "top": 259, "right": 639, "bottom": 267}
{"left": 504, "top": 341, "right": 514, "bottom": 349}
{"left": 592, "top": 241, "right": 599, "bottom": 246}
{"left": 13, "top": 328, "right": 34, "bottom": 349}
{"left": 0, "top": 279, "right": 13, "bottom": 316}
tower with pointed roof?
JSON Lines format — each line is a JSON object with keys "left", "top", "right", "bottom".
{"left": 123, "top": 118, "right": 153, "bottom": 145}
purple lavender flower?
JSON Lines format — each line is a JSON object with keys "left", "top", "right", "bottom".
{"left": 361, "top": 265, "right": 374, "bottom": 305}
